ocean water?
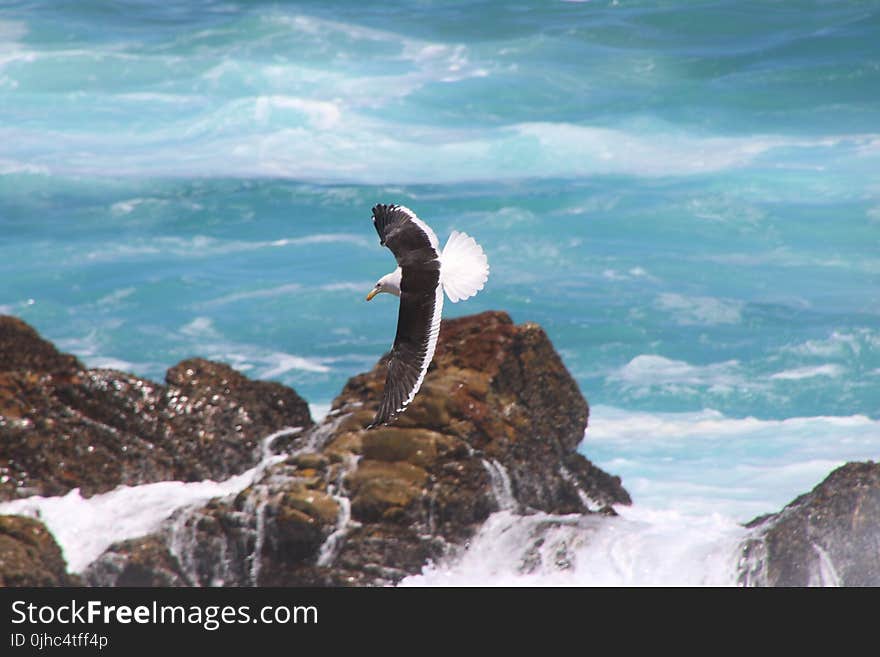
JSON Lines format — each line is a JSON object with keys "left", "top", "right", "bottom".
{"left": 1, "top": 0, "right": 879, "bottom": 585}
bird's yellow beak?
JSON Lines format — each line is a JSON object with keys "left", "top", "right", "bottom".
{"left": 366, "top": 288, "right": 379, "bottom": 301}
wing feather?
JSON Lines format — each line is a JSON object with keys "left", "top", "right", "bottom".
{"left": 369, "top": 205, "right": 444, "bottom": 427}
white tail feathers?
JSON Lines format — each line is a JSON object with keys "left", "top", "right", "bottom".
{"left": 439, "top": 230, "right": 489, "bottom": 303}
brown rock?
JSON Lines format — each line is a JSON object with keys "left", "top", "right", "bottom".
{"left": 0, "top": 514, "right": 76, "bottom": 586}
{"left": 221, "top": 310, "right": 628, "bottom": 585}
{"left": 73, "top": 310, "right": 631, "bottom": 587}
{"left": 0, "top": 318, "right": 314, "bottom": 500}
{"left": 361, "top": 427, "right": 463, "bottom": 468}
{"left": 346, "top": 460, "right": 428, "bottom": 522}
{"left": 280, "top": 488, "right": 340, "bottom": 525}
{"left": 323, "top": 431, "right": 364, "bottom": 460}
{"left": 333, "top": 311, "right": 630, "bottom": 514}
{"left": 345, "top": 460, "right": 429, "bottom": 491}
{"left": 273, "top": 506, "right": 324, "bottom": 561}
{"left": 290, "top": 452, "right": 329, "bottom": 470}
{"left": 0, "top": 316, "right": 81, "bottom": 375}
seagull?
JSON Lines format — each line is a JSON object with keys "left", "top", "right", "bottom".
{"left": 365, "top": 204, "right": 489, "bottom": 428}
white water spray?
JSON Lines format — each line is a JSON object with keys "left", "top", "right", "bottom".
{"left": 0, "top": 426, "right": 302, "bottom": 574}
{"left": 402, "top": 505, "right": 748, "bottom": 586}
{"left": 481, "top": 458, "right": 517, "bottom": 511}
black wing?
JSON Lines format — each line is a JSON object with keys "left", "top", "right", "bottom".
{"left": 372, "top": 203, "right": 439, "bottom": 269}
{"left": 369, "top": 204, "right": 443, "bottom": 428}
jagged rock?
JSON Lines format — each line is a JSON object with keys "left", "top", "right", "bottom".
{"left": 0, "top": 315, "right": 314, "bottom": 500}
{"left": 739, "top": 461, "right": 880, "bottom": 586}
{"left": 0, "top": 514, "right": 77, "bottom": 586}
{"left": 332, "top": 311, "right": 630, "bottom": 514}
{"left": 160, "top": 358, "right": 314, "bottom": 480}
{"left": 84, "top": 535, "right": 188, "bottom": 587}
{"left": 0, "top": 316, "right": 81, "bottom": 375}
{"left": 113, "top": 462, "right": 345, "bottom": 587}
{"left": 88, "top": 311, "right": 630, "bottom": 587}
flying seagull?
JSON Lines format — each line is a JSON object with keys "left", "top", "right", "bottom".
{"left": 366, "top": 204, "right": 489, "bottom": 428}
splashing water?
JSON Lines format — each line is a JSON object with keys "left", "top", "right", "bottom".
{"left": 402, "top": 507, "right": 746, "bottom": 587}
{"left": 0, "top": 427, "right": 300, "bottom": 574}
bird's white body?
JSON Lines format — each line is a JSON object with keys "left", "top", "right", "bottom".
{"left": 371, "top": 230, "right": 489, "bottom": 303}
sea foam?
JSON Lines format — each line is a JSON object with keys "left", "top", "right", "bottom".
{"left": 401, "top": 405, "right": 880, "bottom": 586}
{"left": 0, "top": 429, "right": 297, "bottom": 573}
{"left": 400, "top": 507, "right": 746, "bottom": 587}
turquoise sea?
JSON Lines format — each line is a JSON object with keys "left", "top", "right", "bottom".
{"left": 1, "top": 1, "right": 879, "bottom": 583}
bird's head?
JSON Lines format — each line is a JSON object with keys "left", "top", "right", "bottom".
{"left": 366, "top": 267, "right": 402, "bottom": 301}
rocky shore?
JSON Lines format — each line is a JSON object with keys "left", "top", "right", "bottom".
{"left": 1, "top": 313, "right": 877, "bottom": 587}
{"left": 738, "top": 461, "right": 880, "bottom": 586}
{"left": 0, "top": 311, "right": 629, "bottom": 586}
{"left": 0, "top": 316, "right": 313, "bottom": 502}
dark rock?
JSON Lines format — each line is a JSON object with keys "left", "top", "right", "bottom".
{"left": 87, "top": 461, "right": 351, "bottom": 587}
{"left": 0, "top": 316, "right": 314, "bottom": 500}
{"left": 84, "top": 535, "right": 188, "bottom": 587}
{"left": 0, "top": 316, "right": 81, "bottom": 375}
{"left": 161, "top": 358, "right": 314, "bottom": 479}
{"left": 0, "top": 369, "right": 178, "bottom": 499}
{"left": 0, "top": 514, "right": 77, "bottom": 586}
{"left": 89, "top": 311, "right": 630, "bottom": 587}
{"left": 739, "top": 461, "right": 880, "bottom": 586}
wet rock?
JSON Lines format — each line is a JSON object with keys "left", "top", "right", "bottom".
{"left": 84, "top": 535, "right": 188, "bottom": 587}
{"left": 281, "top": 488, "right": 340, "bottom": 526}
{"left": 0, "top": 368, "right": 173, "bottom": 500}
{"left": 51, "top": 310, "right": 631, "bottom": 586}
{"left": 739, "top": 461, "right": 880, "bottom": 586}
{"left": 361, "top": 427, "right": 464, "bottom": 468}
{"left": 0, "top": 316, "right": 314, "bottom": 500}
{"left": 95, "top": 311, "right": 629, "bottom": 587}
{"left": 346, "top": 460, "right": 429, "bottom": 523}
{"left": 332, "top": 311, "right": 631, "bottom": 514}
{"left": 0, "top": 514, "right": 77, "bottom": 586}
